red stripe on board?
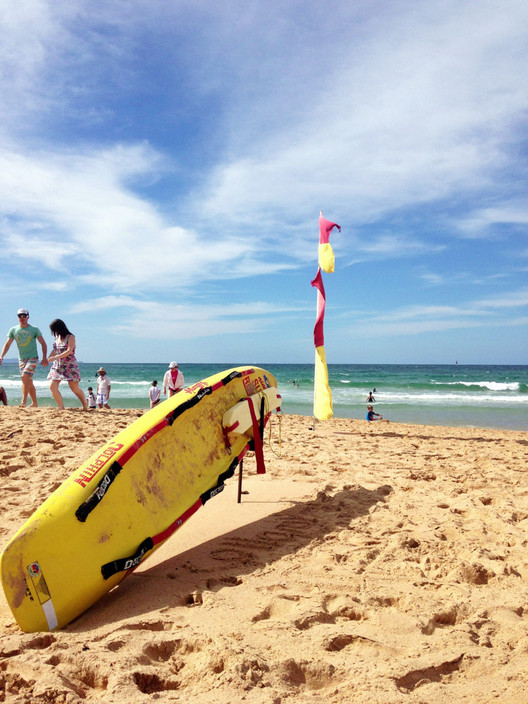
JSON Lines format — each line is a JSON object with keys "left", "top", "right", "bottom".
{"left": 151, "top": 499, "right": 203, "bottom": 547}
{"left": 119, "top": 418, "right": 169, "bottom": 465}
{"left": 151, "top": 438, "right": 252, "bottom": 550}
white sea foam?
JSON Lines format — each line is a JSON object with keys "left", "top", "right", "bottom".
{"left": 110, "top": 380, "right": 151, "bottom": 386}
{"left": 433, "top": 381, "right": 520, "bottom": 392}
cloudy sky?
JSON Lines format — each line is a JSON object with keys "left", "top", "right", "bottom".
{"left": 1, "top": 0, "right": 527, "bottom": 364}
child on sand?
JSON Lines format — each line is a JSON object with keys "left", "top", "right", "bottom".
{"left": 366, "top": 405, "right": 389, "bottom": 422}
{"left": 86, "top": 387, "right": 97, "bottom": 409}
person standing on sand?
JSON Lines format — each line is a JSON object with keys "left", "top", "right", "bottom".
{"left": 0, "top": 308, "right": 48, "bottom": 407}
{"left": 86, "top": 386, "right": 97, "bottom": 409}
{"left": 0, "top": 386, "right": 7, "bottom": 405}
{"left": 47, "top": 319, "right": 87, "bottom": 410}
{"left": 96, "top": 367, "right": 111, "bottom": 409}
{"left": 163, "top": 361, "right": 184, "bottom": 398}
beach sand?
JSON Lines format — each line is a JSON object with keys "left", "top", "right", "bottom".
{"left": 1, "top": 407, "right": 527, "bottom": 703}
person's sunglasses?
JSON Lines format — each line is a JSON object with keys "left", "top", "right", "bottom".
{"left": 18, "top": 314, "right": 28, "bottom": 318}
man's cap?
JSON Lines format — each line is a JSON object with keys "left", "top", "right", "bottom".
{"left": 169, "top": 361, "right": 178, "bottom": 368}
{"left": 17, "top": 308, "right": 29, "bottom": 316}
{"left": 97, "top": 366, "right": 106, "bottom": 373}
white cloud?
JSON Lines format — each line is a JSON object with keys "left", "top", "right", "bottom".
{"left": 40, "top": 282, "right": 69, "bottom": 291}
{"left": 420, "top": 272, "right": 445, "bottom": 286}
{"left": 458, "top": 201, "right": 528, "bottom": 237}
{"left": 69, "top": 296, "right": 311, "bottom": 341}
{"left": 71, "top": 295, "right": 308, "bottom": 317}
{"left": 345, "top": 287, "right": 528, "bottom": 339}
{"left": 196, "top": 2, "right": 528, "bottom": 230}
{"left": 474, "top": 288, "right": 528, "bottom": 311}
{"left": 357, "top": 235, "right": 444, "bottom": 258}
{"left": 0, "top": 143, "right": 298, "bottom": 291}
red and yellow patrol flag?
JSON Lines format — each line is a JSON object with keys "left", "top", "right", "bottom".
{"left": 312, "top": 212, "right": 340, "bottom": 421}
{"left": 318, "top": 211, "right": 341, "bottom": 273}
{"left": 311, "top": 268, "right": 333, "bottom": 420}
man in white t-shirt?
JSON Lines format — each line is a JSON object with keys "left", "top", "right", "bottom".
{"left": 96, "top": 366, "right": 111, "bottom": 408}
{"left": 163, "top": 361, "right": 184, "bottom": 398}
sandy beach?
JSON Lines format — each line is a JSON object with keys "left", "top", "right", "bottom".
{"left": 1, "top": 406, "right": 527, "bottom": 703}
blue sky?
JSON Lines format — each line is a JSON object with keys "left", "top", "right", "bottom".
{"left": 1, "top": 0, "right": 527, "bottom": 364}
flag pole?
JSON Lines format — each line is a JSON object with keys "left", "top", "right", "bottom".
{"left": 311, "top": 347, "right": 317, "bottom": 431}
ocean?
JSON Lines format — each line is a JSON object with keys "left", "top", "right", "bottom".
{"left": 0, "top": 362, "right": 526, "bottom": 431}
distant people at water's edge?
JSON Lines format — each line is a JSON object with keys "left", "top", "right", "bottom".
{"left": 96, "top": 367, "right": 111, "bottom": 409}
{"left": 149, "top": 380, "right": 161, "bottom": 408}
{"left": 163, "top": 361, "right": 184, "bottom": 398}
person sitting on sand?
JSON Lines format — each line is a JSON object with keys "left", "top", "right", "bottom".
{"left": 366, "top": 405, "right": 388, "bottom": 422}
{"left": 0, "top": 386, "right": 7, "bottom": 405}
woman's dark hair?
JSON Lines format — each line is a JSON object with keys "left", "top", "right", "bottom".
{"left": 49, "top": 318, "right": 72, "bottom": 338}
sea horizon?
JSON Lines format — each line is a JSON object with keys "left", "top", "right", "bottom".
{"left": 1, "top": 362, "right": 526, "bottom": 432}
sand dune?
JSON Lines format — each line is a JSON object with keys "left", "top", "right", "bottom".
{"left": 1, "top": 407, "right": 527, "bottom": 702}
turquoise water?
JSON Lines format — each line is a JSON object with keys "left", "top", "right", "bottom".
{"left": 1, "top": 362, "right": 526, "bottom": 431}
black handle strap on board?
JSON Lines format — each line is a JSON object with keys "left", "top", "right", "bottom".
{"left": 259, "top": 394, "right": 265, "bottom": 439}
{"left": 75, "top": 461, "right": 123, "bottom": 522}
{"left": 101, "top": 537, "right": 154, "bottom": 580}
{"left": 167, "top": 385, "right": 211, "bottom": 426}
{"left": 200, "top": 457, "right": 239, "bottom": 505}
{"left": 100, "top": 455, "right": 243, "bottom": 580}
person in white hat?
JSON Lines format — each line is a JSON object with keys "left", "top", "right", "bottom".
{"left": 0, "top": 308, "right": 48, "bottom": 407}
{"left": 96, "top": 366, "right": 111, "bottom": 409}
{"left": 163, "top": 361, "right": 184, "bottom": 398}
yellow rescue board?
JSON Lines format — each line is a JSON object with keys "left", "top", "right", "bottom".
{"left": 0, "top": 366, "right": 280, "bottom": 632}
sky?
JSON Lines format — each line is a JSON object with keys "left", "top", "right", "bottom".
{"left": 0, "top": 0, "right": 527, "bottom": 365}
